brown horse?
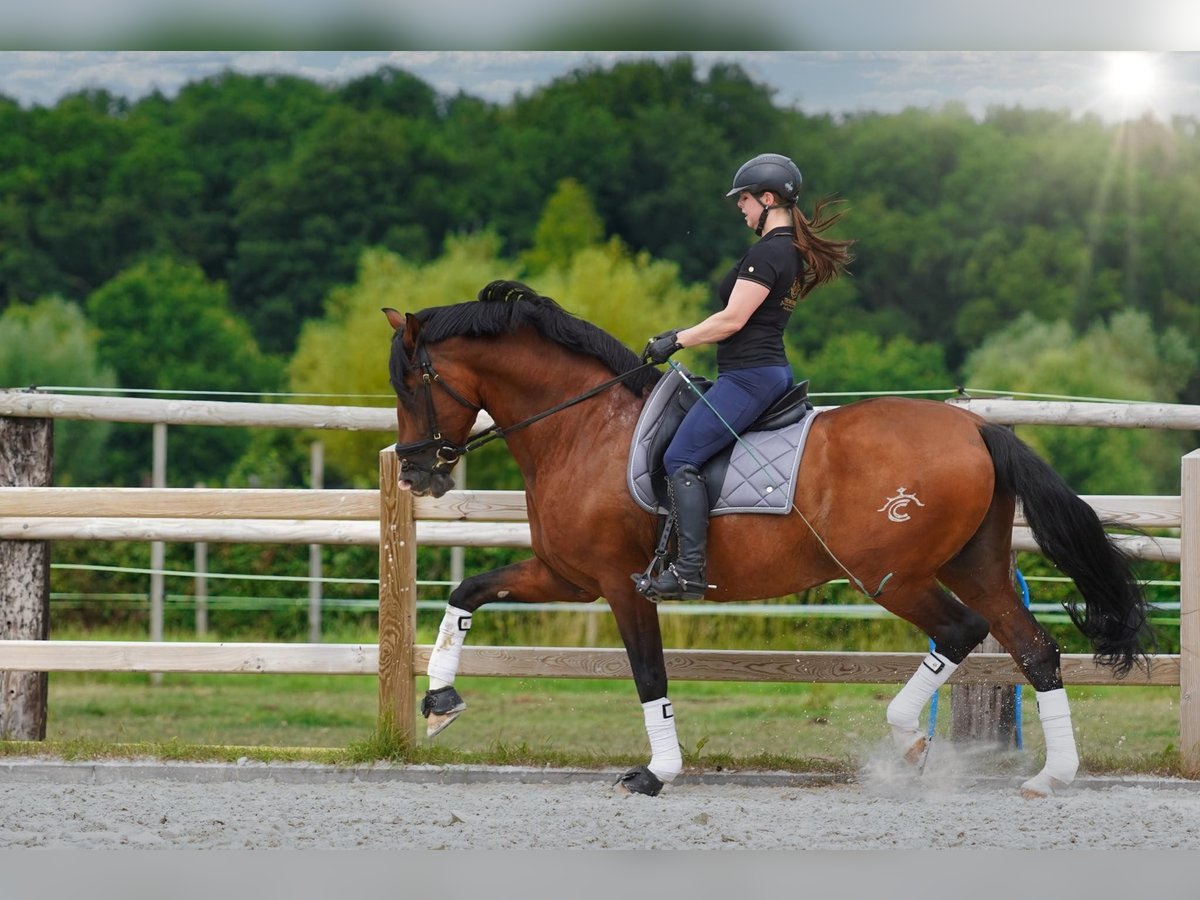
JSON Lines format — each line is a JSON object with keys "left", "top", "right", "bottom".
{"left": 383, "top": 282, "right": 1150, "bottom": 798}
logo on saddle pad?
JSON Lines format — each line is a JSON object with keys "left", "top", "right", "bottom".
{"left": 878, "top": 487, "right": 925, "bottom": 523}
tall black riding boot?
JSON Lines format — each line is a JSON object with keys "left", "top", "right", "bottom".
{"left": 646, "top": 464, "right": 711, "bottom": 601}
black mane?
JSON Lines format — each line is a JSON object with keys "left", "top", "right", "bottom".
{"left": 389, "top": 280, "right": 663, "bottom": 398}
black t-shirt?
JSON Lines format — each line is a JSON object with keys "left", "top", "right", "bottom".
{"left": 714, "top": 227, "right": 802, "bottom": 370}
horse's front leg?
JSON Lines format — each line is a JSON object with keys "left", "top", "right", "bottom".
{"left": 606, "top": 585, "right": 680, "bottom": 797}
{"left": 422, "top": 557, "right": 595, "bottom": 736}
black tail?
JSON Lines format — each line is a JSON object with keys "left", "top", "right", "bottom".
{"left": 979, "top": 423, "right": 1152, "bottom": 676}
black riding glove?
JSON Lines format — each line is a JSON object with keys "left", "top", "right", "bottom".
{"left": 642, "top": 329, "right": 683, "bottom": 365}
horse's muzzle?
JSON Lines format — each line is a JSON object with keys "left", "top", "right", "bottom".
{"left": 398, "top": 468, "right": 456, "bottom": 498}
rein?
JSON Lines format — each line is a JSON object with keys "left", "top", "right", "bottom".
{"left": 394, "top": 340, "right": 657, "bottom": 471}
{"left": 462, "top": 363, "right": 657, "bottom": 454}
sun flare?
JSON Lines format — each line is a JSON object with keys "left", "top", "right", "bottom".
{"left": 1103, "top": 52, "right": 1159, "bottom": 106}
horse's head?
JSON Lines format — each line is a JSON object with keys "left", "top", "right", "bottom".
{"left": 384, "top": 307, "right": 482, "bottom": 498}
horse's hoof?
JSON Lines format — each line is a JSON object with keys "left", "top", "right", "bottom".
{"left": 1020, "top": 773, "right": 1069, "bottom": 799}
{"left": 425, "top": 708, "right": 464, "bottom": 738}
{"left": 903, "top": 736, "right": 929, "bottom": 768}
{"left": 889, "top": 725, "right": 928, "bottom": 769}
{"left": 614, "top": 765, "right": 665, "bottom": 797}
{"left": 421, "top": 686, "right": 467, "bottom": 738}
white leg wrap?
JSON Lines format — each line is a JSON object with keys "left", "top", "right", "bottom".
{"left": 887, "top": 651, "right": 958, "bottom": 757}
{"left": 643, "top": 698, "right": 682, "bottom": 783}
{"left": 1021, "top": 688, "right": 1079, "bottom": 797}
{"left": 427, "top": 605, "right": 472, "bottom": 690}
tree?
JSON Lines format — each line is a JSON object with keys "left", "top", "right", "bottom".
{"left": 166, "top": 71, "right": 334, "bottom": 285}
{"left": 9, "top": 91, "right": 135, "bottom": 299}
{"left": 290, "top": 233, "right": 708, "bottom": 485}
{"left": 519, "top": 178, "right": 606, "bottom": 275}
{"left": 530, "top": 240, "right": 707, "bottom": 356}
{"left": 0, "top": 296, "right": 117, "bottom": 484}
{"left": 85, "top": 257, "right": 283, "bottom": 485}
{"left": 230, "top": 106, "right": 461, "bottom": 352}
{"left": 337, "top": 66, "right": 440, "bottom": 119}
{"left": 289, "top": 236, "right": 519, "bottom": 484}
{"left": 792, "top": 331, "right": 952, "bottom": 398}
{"left": 961, "top": 311, "right": 1196, "bottom": 493}
{"left": 951, "top": 225, "right": 1123, "bottom": 348}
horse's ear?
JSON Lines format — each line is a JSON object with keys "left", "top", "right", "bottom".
{"left": 382, "top": 308, "right": 405, "bottom": 331}
{"left": 402, "top": 313, "right": 422, "bottom": 354}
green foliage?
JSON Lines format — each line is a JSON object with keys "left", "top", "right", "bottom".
{"left": 519, "top": 178, "right": 606, "bottom": 274}
{"left": 84, "top": 256, "right": 283, "bottom": 485}
{"left": 962, "top": 311, "right": 1197, "bottom": 493}
{"left": 289, "top": 236, "right": 518, "bottom": 484}
{"left": 527, "top": 239, "right": 708, "bottom": 355}
{"left": 791, "top": 330, "right": 953, "bottom": 397}
{"left": 951, "top": 225, "right": 1117, "bottom": 347}
{"left": 230, "top": 105, "right": 460, "bottom": 351}
{"left": 0, "top": 296, "right": 117, "bottom": 483}
{"left": 3, "top": 56, "right": 1199, "bottom": 404}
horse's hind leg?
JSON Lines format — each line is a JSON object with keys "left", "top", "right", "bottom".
{"left": 939, "top": 526, "right": 1079, "bottom": 797}
{"left": 423, "top": 557, "right": 595, "bottom": 737}
{"left": 878, "top": 580, "right": 992, "bottom": 765}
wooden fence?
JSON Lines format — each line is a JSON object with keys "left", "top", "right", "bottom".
{"left": 0, "top": 391, "right": 1196, "bottom": 775}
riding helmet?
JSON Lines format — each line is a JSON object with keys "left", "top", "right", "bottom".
{"left": 725, "top": 153, "right": 803, "bottom": 204}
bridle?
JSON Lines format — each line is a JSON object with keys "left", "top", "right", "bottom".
{"left": 393, "top": 339, "right": 656, "bottom": 479}
{"left": 393, "top": 342, "right": 484, "bottom": 479}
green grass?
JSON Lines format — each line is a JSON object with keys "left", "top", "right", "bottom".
{"left": 9, "top": 668, "right": 1181, "bottom": 778}
{"left": 2, "top": 625, "right": 1184, "bottom": 778}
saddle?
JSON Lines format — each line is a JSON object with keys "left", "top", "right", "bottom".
{"left": 628, "top": 367, "right": 819, "bottom": 515}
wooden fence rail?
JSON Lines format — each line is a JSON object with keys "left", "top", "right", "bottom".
{"left": 0, "top": 487, "right": 1180, "bottom": 557}
{"left": 0, "top": 640, "right": 1180, "bottom": 685}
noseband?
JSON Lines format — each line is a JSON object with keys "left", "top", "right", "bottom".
{"left": 393, "top": 339, "right": 657, "bottom": 479}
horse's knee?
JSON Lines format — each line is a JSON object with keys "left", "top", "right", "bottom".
{"left": 448, "top": 572, "right": 504, "bottom": 613}
{"left": 931, "top": 607, "right": 990, "bottom": 664}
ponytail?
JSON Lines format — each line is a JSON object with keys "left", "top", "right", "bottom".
{"left": 789, "top": 198, "right": 854, "bottom": 298}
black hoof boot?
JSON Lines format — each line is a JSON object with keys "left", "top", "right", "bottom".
{"left": 421, "top": 685, "right": 467, "bottom": 737}
{"left": 614, "top": 765, "right": 665, "bottom": 796}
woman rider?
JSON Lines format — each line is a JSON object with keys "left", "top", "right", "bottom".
{"left": 638, "top": 152, "right": 854, "bottom": 601}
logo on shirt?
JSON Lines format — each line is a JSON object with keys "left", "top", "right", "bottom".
{"left": 780, "top": 277, "right": 802, "bottom": 311}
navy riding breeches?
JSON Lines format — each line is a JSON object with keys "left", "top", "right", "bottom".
{"left": 663, "top": 364, "right": 793, "bottom": 475}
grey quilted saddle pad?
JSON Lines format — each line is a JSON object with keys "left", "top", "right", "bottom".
{"left": 627, "top": 366, "right": 822, "bottom": 516}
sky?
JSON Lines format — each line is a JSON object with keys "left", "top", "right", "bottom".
{"left": 3, "top": 50, "right": 1200, "bottom": 124}
{"left": 3, "top": 0, "right": 1200, "bottom": 48}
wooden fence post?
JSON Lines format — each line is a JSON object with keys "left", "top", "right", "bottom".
{"left": 378, "top": 447, "right": 416, "bottom": 748}
{"left": 950, "top": 632, "right": 1017, "bottom": 747}
{"left": 1181, "top": 449, "right": 1200, "bottom": 777}
{"left": 149, "top": 422, "right": 166, "bottom": 686}
{"left": 0, "top": 416, "right": 52, "bottom": 740}
{"left": 308, "top": 440, "right": 324, "bottom": 644}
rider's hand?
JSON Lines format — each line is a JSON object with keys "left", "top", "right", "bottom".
{"left": 641, "top": 330, "right": 682, "bottom": 365}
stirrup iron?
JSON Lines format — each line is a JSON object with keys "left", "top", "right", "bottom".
{"left": 632, "top": 511, "right": 675, "bottom": 602}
